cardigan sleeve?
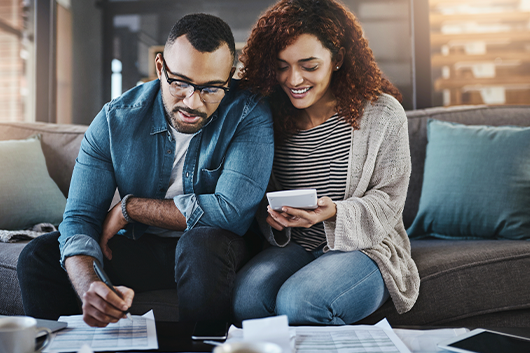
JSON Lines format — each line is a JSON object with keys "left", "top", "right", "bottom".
{"left": 323, "top": 100, "right": 411, "bottom": 251}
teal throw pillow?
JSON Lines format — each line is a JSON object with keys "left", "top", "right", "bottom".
{"left": 0, "top": 135, "right": 66, "bottom": 230}
{"left": 407, "top": 119, "right": 530, "bottom": 240}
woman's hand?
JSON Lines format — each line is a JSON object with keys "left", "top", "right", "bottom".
{"left": 266, "top": 197, "right": 337, "bottom": 230}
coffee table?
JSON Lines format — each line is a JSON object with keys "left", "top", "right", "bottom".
{"left": 54, "top": 321, "right": 528, "bottom": 352}
{"left": 152, "top": 322, "right": 530, "bottom": 353}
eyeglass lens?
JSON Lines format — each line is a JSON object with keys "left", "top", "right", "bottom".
{"left": 168, "top": 82, "right": 225, "bottom": 103}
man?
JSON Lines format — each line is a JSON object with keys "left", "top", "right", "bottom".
{"left": 17, "top": 13, "right": 274, "bottom": 327}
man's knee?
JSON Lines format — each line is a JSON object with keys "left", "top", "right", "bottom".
{"left": 18, "top": 231, "right": 61, "bottom": 274}
{"left": 177, "top": 227, "right": 235, "bottom": 250}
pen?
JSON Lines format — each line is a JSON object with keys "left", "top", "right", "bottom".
{"left": 93, "top": 261, "right": 132, "bottom": 320}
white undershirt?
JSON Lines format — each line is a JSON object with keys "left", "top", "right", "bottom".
{"left": 147, "top": 124, "right": 194, "bottom": 237}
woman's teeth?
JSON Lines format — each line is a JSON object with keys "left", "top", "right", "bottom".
{"left": 291, "top": 87, "right": 310, "bottom": 94}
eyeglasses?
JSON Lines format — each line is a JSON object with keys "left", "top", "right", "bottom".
{"left": 161, "top": 58, "right": 230, "bottom": 104}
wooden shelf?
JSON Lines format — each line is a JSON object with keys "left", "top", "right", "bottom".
{"left": 429, "top": 0, "right": 520, "bottom": 6}
{"left": 431, "top": 30, "right": 530, "bottom": 46}
{"left": 430, "top": 12, "right": 530, "bottom": 25}
{"left": 434, "top": 76, "right": 530, "bottom": 90}
{"left": 430, "top": 0, "right": 530, "bottom": 106}
{"left": 432, "top": 51, "right": 530, "bottom": 66}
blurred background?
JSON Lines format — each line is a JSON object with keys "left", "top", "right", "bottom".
{"left": 1, "top": 0, "right": 529, "bottom": 125}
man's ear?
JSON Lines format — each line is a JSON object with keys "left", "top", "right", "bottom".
{"left": 155, "top": 53, "right": 164, "bottom": 79}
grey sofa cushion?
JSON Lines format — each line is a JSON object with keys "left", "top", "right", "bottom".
{"left": 360, "top": 239, "right": 530, "bottom": 327}
{"left": 0, "top": 241, "right": 27, "bottom": 315}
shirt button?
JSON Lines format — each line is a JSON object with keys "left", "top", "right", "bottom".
{"left": 167, "top": 149, "right": 171, "bottom": 154}
{"left": 186, "top": 172, "right": 189, "bottom": 177}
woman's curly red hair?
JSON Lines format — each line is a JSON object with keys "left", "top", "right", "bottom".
{"left": 239, "top": 0, "right": 402, "bottom": 142}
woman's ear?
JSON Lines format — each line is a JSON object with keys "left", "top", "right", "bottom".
{"left": 334, "top": 47, "right": 345, "bottom": 71}
{"left": 155, "top": 53, "right": 164, "bottom": 79}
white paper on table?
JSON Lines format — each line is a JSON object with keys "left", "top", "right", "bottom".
{"left": 243, "top": 315, "right": 293, "bottom": 353}
{"left": 43, "top": 310, "right": 158, "bottom": 352}
{"left": 77, "top": 344, "right": 94, "bottom": 353}
{"left": 228, "top": 318, "right": 411, "bottom": 353}
{"left": 293, "top": 323, "right": 411, "bottom": 353}
{"left": 393, "top": 327, "right": 469, "bottom": 353}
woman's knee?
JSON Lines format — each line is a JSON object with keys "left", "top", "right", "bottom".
{"left": 232, "top": 263, "right": 277, "bottom": 322}
{"left": 275, "top": 267, "right": 388, "bottom": 325}
{"left": 275, "top": 280, "right": 337, "bottom": 325}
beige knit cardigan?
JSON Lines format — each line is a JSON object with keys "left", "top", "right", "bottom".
{"left": 257, "top": 93, "right": 420, "bottom": 314}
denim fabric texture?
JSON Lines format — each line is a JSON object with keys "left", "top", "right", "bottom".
{"left": 233, "top": 242, "right": 389, "bottom": 325}
{"left": 18, "top": 228, "right": 251, "bottom": 322}
{"left": 58, "top": 79, "right": 274, "bottom": 267}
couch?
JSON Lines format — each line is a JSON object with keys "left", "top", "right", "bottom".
{"left": 1, "top": 104, "right": 529, "bottom": 327}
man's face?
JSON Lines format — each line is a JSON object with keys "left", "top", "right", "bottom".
{"left": 156, "top": 35, "right": 233, "bottom": 134}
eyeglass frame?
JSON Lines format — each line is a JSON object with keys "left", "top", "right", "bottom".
{"left": 160, "top": 56, "right": 231, "bottom": 104}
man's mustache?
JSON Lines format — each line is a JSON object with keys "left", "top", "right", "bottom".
{"left": 173, "top": 106, "right": 207, "bottom": 120}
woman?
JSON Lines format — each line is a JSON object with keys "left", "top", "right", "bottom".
{"left": 233, "top": 0, "right": 420, "bottom": 325}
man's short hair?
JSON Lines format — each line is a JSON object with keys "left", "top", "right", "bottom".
{"left": 166, "top": 13, "right": 236, "bottom": 60}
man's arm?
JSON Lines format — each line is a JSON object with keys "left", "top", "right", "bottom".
{"left": 64, "top": 255, "right": 134, "bottom": 327}
{"left": 99, "top": 197, "right": 186, "bottom": 260}
{"left": 127, "top": 197, "right": 187, "bottom": 229}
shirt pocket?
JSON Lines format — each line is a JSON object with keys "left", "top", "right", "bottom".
{"left": 199, "top": 157, "right": 225, "bottom": 193}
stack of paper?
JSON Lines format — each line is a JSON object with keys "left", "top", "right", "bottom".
{"left": 43, "top": 310, "right": 157, "bottom": 352}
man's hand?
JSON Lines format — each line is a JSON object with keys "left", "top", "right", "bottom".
{"left": 82, "top": 281, "right": 134, "bottom": 327}
{"left": 65, "top": 255, "right": 135, "bottom": 327}
{"left": 100, "top": 202, "right": 128, "bottom": 260}
{"left": 266, "top": 197, "right": 337, "bottom": 230}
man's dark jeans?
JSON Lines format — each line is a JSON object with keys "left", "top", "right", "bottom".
{"left": 17, "top": 227, "right": 253, "bottom": 322}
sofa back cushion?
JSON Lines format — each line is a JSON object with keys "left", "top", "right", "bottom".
{"left": 404, "top": 105, "right": 530, "bottom": 228}
{"left": 0, "top": 136, "right": 67, "bottom": 229}
{"left": 407, "top": 119, "right": 530, "bottom": 240}
{"left": 0, "top": 122, "right": 88, "bottom": 198}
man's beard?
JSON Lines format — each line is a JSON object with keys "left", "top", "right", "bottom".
{"left": 163, "top": 100, "right": 209, "bottom": 134}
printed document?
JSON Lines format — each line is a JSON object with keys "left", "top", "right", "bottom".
{"left": 293, "top": 324, "right": 411, "bottom": 353}
{"left": 227, "top": 318, "right": 411, "bottom": 353}
{"left": 43, "top": 310, "right": 157, "bottom": 352}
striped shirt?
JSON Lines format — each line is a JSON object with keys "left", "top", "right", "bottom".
{"left": 273, "top": 115, "right": 352, "bottom": 250}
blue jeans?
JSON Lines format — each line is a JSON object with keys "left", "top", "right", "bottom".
{"left": 17, "top": 227, "right": 253, "bottom": 322}
{"left": 233, "top": 242, "right": 389, "bottom": 325}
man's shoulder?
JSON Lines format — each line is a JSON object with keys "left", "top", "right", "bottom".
{"left": 221, "top": 79, "right": 264, "bottom": 110}
{"left": 107, "top": 79, "right": 160, "bottom": 110}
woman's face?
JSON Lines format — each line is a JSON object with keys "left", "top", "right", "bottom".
{"left": 276, "top": 33, "right": 339, "bottom": 112}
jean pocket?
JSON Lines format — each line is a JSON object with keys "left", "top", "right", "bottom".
{"left": 200, "top": 157, "right": 225, "bottom": 193}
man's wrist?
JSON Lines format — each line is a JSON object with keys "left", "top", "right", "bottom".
{"left": 121, "top": 194, "right": 135, "bottom": 223}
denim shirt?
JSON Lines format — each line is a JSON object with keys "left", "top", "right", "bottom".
{"left": 58, "top": 79, "right": 274, "bottom": 267}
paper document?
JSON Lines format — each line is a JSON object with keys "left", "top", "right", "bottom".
{"left": 243, "top": 315, "right": 292, "bottom": 353}
{"left": 43, "top": 310, "right": 157, "bottom": 352}
{"left": 227, "top": 318, "right": 410, "bottom": 353}
{"left": 294, "top": 324, "right": 411, "bottom": 353}
{"left": 394, "top": 327, "right": 468, "bottom": 353}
